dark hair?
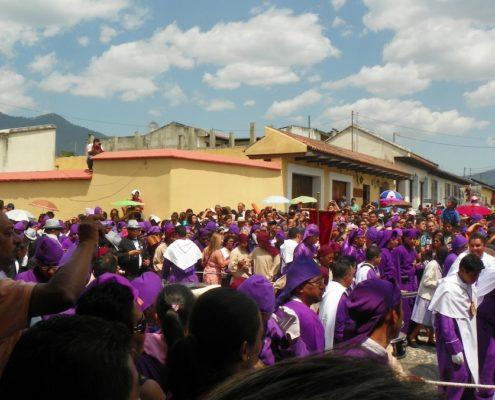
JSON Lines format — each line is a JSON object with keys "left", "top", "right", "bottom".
{"left": 365, "top": 245, "right": 380, "bottom": 261}
{"left": 93, "top": 252, "right": 118, "bottom": 277}
{"left": 432, "top": 231, "right": 444, "bottom": 245}
{"left": 168, "top": 288, "right": 261, "bottom": 399}
{"left": 469, "top": 232, "right": 487, "bottom": 244}
{"left": 460, "top": 253, "right": 485, "bottom": 273}
{"left": 205, "top": 354, "right": 433, "bottom": 400}
{"left": 157, "top": 284, "right": 196, "bottom": 349}
{"left": 331, "top": 257, "right": 354, "bottom": 281}
{"left": 435, "top": 246, "right": 449, "bottom": 266}
{"left": 175, "top": 225, "right": 187, "bottom": 238}
{"left": 76, "top": 281, "right": 135, "bottom": 331}
{"left": 0, "top": 315, "right": 132, "bottom": 400}
{"left": 287, "top": 227, "right": 300, "bottom": 239}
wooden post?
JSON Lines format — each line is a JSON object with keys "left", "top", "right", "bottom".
{"left": 316, "top": 191, "right": 321, "bottom": 226}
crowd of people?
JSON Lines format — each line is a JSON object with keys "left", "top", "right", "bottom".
{"left": 0, "top": 191, "right": 494, "bottom": 399}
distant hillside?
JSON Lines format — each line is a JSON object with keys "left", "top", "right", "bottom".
{"left": 0, "top": 112, "right": 107, "bottom": 155}
{"left": 471, "top": 170, "right": 495, "bottom": 186}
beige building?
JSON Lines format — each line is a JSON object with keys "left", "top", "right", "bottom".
{"left": 327, "top": 125, "right": 470, "bottom": 208}
{"left": 0, "top": 125, "right": 56, "bottom": 172}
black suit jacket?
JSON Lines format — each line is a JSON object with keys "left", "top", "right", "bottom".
{"left": 117, "top": 237, "right": 151, "bottom": 277}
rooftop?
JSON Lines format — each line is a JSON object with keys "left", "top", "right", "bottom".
{"left": 0, "top": 169, "right": 91, "bottom": 182}
{"left": 93, "top": 148, "right": 281, "bottom": 170}
{"left": 0, "top": 124, "right": 56, "bottom": 135}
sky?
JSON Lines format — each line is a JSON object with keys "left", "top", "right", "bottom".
{"left": 1, "top": 0, "right": 495, "bottom": 175}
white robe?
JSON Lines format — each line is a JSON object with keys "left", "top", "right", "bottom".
{"left": 447, "top": 250, "right": 495, "bottom": 277}
{"left": 164, "top": 239, "right": 202, "bottom": 271}
{"left": 280, "top": 239, "right": 298, "bottom": 268}
{"left": 319, "top": 281, "right": 347, "bottom": 350}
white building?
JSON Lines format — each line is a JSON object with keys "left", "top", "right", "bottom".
{"left": 0, "top": 125, "right": 56, "bottom": 172}
{"left": 327, "top": 125, "right": 470, "bottom": 208}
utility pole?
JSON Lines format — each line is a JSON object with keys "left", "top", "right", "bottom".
{"left": 308, "top": 115, "right": 311, "bottom": 129}
{"left": 463, "top": 167, "right": 466, "bottom": 178}
{"left": 393, "top": 132, "right": 396, "bottom": 143}
{"left": 351, "top": 110, "right": 354, "bottom": 151}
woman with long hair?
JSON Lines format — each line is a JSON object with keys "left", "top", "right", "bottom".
{"left": 202, "top": 233, "right": 229, "bottom": 285}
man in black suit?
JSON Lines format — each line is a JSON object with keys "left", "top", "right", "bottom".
{"left": 117, "top": 220, "right": 150, "bottom": 279}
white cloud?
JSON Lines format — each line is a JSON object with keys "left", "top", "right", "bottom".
{"left": 41, "top": 8, "right": 338, "bottom": 99}
{"left": 331, "top": 17, "right": 346, "bottom": 28}
{"left": 163, "top": 83, "right": 186, "bottom": 106}
{"left": 148, "top": 108, "right": 162, "bottom": 117}
{"left": 29, "top": 52, "right": 57, "bottom": 75}
{"left": 0, "top": 0, "right": 129, "bottom": 56}
{"left": 0, "top": 68, "right": 35, "bottom": 112}
{"left": 307, "top": 74, "right": 321, "bottom": 83}
{"left": 319, "top": 97, "right": 489, "bottom": 135}
{"left": 200, "top": 99, "right": 236, "bottom": 112}
{"left": 100, "top": 25, "right": 118, "bottom": 44}
{"left": 121, "top": 6, "right": 149, "bottom": 30}
{"left": 464, "top": 81, "right": 495, "bottom": 107}
{"left": 266, "top": 89, "right": 322, "bottom": 119}
{"left": 203, "top": 64, "right": 299, "bottom": 89}
{"left": 244, "top": 99, "right": 256, "bottom": 107}
{"left": 362, "top": 0, "right": 495, "bottom": 82}
{"left": 324, "top": 63, "right": 430, "bottom": 97}
{"left": 331, "top": 0, "right": 347, "bottom": 11}
{"left": 77, "top": 36, "right": 90, "bottom": 47}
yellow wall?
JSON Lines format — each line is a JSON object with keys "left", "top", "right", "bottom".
{"left": 55, "top": 156, "right": 87, "bottom": 170}
{"left": 200, "top": 147, "right": 250, "bottom": 159}
{"left": 481, "top": 187, "right": 494, "bottom": 206}
{"left": 167, "top": 158, "right": 282, "bottom": 216}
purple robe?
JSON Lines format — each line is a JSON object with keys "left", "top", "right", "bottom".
{"left": 378, "top": 248, "right": 397, "bottom": 281}
{"left": 279, "top": 300, "right": 325, "bottom": 354}
{"left": 61, "top": 237, "right": 76, "bottom": 252}
{"left": 336, "top": 337, "right": 388, "bottom": 365}
{"left": 260, "top": 317, "right": 309, "bottom": 365}
{"left": 434, "top": 313, "right": 473, "bottom": 400}
{"left": 293, "top": 241, "right": 316, "bottom": 260}
{"left": 392, "top": 244, "right": 418, "bottom": 333}
{"left": 477, "top": 289, "right": 495, "bottom": 399}
{"left": 334, "top": 292, "right": 352, "bottom": 345}
{"left": 15, "top": 269, "right": 39, "bottom": 283}
{"left": 443, "top": 252, "right": 458, "bottom": 278}
{"left": 163, "top": 259, "right": 199, "bottom": 283}
{"left": 342, "top": 242, "right": 365, "bottom": 264}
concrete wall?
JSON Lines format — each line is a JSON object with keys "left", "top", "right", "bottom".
{"left": 55, "top": 156, "right": 87, "bottom": 170}
{"left": 0, "top": 126, "right": 55, "bottom": 172}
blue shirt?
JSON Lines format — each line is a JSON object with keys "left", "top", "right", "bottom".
{"left": 441, "top": 208, "right": 461, "bottom": 226}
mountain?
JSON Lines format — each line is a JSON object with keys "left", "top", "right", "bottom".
{"left": 471, "top": 170, "right": 495, "bottom": 186}
{"left": 0, "top": 112, "right": 108, "bottom": 155}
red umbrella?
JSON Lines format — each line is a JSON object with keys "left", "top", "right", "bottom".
{"left": 456, "top": 204, "right": 492, "bottom": 217}
{"left": 29, "top": 199, "right": 59, "bottom": 212}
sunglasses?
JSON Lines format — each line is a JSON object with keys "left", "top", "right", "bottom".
{"left": 132, "top": 314, "right": 147, "bottom": 334}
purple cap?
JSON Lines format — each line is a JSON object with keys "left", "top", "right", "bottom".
{"left": 94, "top": 206, "right": 103, "bottom": 215}
{"left": 147, "top": 226, "right": 161, "bottom": 235}
{"left": 84, "top": 273, "right": 139, "bottom": 303}
{"left": 205, "top": 220, "right": 218, "bottom": 232}
{"left": 277, "top": 257, "right": 321, "bottom": 305}
{"left": 378, "top": 229, "right": 401, "bottom": 248}
{"left": 275, "top": 231, "right": 286, "bottom": 242}
{"left": 365, "top": 227, "right": 380, "bottom": 244}
{"left": 302, "top": 224, "right": 319, "bottom": 241}
{"left": 131, "top": 272, "right": 163, "bottom": 311}
{"left": 471, "top": 214, "right": 483, "bottom": 223}
{"left": 117, "top": 221, "right": 127, "bottom": 230}
{"left": 238, "top": 275, "right": 275, "bottom": 314}
{"left": 35, "top": 236, "right": 64, "bottom": 267}
{"left": 13, "top": 221, "right": 26, "bottom": 231}
{"left": 347, "top": 279, "right": 401, "bottom": 339}
{"left": 161, "top": 222, "right": 174, "bottom": 233}
{"left": 452, "top": 234, "right": 468, "bottom": 251}
{"left": 228, "top": 224, "right": 240, "bottom": 235}
{"left": 69, "top": 224, "right": 79, "bottom": 235}
{"left": 348, "top": 228, "right": 365, "bottom": 243}
{"left": 403, "top": 228, "right": 419, "bottom": 239}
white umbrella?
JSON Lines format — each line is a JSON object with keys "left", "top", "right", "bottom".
{"left": 262, "top": 195, "right": 291, "bottom": 204}
{"left": 6, "top": 209, "right": 35, "bottom": 222}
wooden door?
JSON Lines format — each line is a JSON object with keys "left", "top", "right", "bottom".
{"left": 332, "top": 180, "right": 347, "bottom": 201}
{"left": 363, "top": 184, "right": 370, "bottom": 205}
{"left": 292, "top": 174, "right": 313, "bottom": 198}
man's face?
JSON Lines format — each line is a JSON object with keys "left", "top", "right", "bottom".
{"left": 427, "top": 222, "right": 436, "bottom": 234}
{"left": 369, "top": 214, "right": 378, "bottom": 225}
{"left": 417, "top": 220, "right": 426, "bottom": 231}
{"left": 444, "top": 223, "right": 453, "bottom": 234}
{"left": 469, "top": 238, "right": 485, "bottom": 258}
{"left": 237, "top": 203, "right": 245, "bottom": 212}
{"left": 0, "top": 214, "right": 18, "bottom": 268}
{"left": 319, "top": 252, "right": 334, "bottom": 268}
{"left": 301, "top": 276, "right": 325, "bottom": 303}
{"left": 459, "top": 267, "right": 482, "bottom": 285}
{"left": 127, "top": 228, "right": 141, "bottom": 239}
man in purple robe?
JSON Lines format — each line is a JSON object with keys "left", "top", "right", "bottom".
{"left": 342, "top": 228, "right": 366, "bottom": 264}
{"left": 293, "top": 224, "right": 319, "bottom": 260}
{"left": 378, "top": 229, "right": 401, "bottom": 280}
{"left": 429, "top": 253, "right": 484, "bottom": 400}
{"left": 163, "top": 225, "right": 202, "bottom": 283}
{"left": 335, "top": 278, "right": 402, "bottom": 365}
{"left": 276, "top": 257, "right": 325, "bottom": 354}
{"left": 443, "top": 235, "right": 467, "bottom": 277}
{"left": 61, "top": 224, "right": 79, "bottom": 251}
{"left": 392, "top": 228, "right": 419, "bottom": 335}
{"left": 320, "top": 257, "right": 355, "bottom": 349}
{"left": 16, "top": 236, "right": 63, "bottom": 284}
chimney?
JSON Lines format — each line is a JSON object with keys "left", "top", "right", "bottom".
{"left": 209, "top": 129, "right": 216, "bottom": 148}
{"left": 229, "top": 132, "right": 235, "bottom": 148}
{"left": 249, "top": 122, "right": 256, "bottom": 144}
{"left": 188, "top": 127, "right": 197, "bottom": 150}
{"left": 88, "top": 133, "right": 95, "bottom": 144}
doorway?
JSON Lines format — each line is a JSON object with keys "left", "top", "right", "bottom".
{"left": 332, "top": 180, "right": 348, "bottom": 202}
{"left": 363, "top": 184, "right": 370, "bottom": 205}
{"left": 292, "top": 174, "right": 314, "bottom": 198}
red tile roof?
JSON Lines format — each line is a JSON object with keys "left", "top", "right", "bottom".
{"left": 0, "top": 170, "right": 92, "bottom": 182}
{"left": 94, "top": 148, "right": 281, "bottom": 170}
{"left": 279, "top": 129, "right": 411, "bottom": 177}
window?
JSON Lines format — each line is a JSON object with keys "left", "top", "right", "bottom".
{"left": 292, "top": 174, "right": 313, "bottom": 198}
{"left": 431, "top": 179, "right": 438, "bottom": 204}
{"left": 445, "top": 183, "right": 451, "bottom": 198}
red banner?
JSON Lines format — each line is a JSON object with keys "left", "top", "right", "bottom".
{"left": 308, "top": 210, "right": 335, "bottom": 246}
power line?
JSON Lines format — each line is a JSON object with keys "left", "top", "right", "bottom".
{"left": 395, "top": 133, "right": 495, "bottom": 148}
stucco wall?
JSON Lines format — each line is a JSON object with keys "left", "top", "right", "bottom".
{"left": 0, "top": 127, "right": 55, "bottom": 172}
{"left": 55, "top": 156, "right": 87, "bottom": 170}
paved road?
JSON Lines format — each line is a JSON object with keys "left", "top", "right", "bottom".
{"left": 400, "top": 342, "right": 438, "bottom": 380}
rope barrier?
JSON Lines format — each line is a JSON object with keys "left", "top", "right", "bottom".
{"left": 423, "top": 379, "right": 495, "bottom": 390}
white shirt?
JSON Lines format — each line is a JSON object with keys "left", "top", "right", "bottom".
{"left": 280, "top": 239, "right": 298, "bottom": 268}
{"left": 132, "top": 239, "right": 142, "bottom": 267}
{"left": 361, "top": 338, "right": 388, "bottom": 358}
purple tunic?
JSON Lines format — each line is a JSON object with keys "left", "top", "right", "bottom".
{"left": 280, "top": 300, "right": 325, "bottom": 354}
{"left": 392, "top": 244, "right": 418, "bottom": 333}
{"left": 293, "top": 241, "right": 316, "bottom": 260}
{"left": 163, "top": 259, "right": 199, "bottom": 283}
{"left": 443, "top": 252, "right": 458, "bottom": 278}
{"left": 434, "top": 313, "right": 473, "bottom": 400}
{"left": 378, "top": 248, "right": 397, "bottom": 281}
{"left": 336, "top": 337, "right": 388, "bottom": 365}
{"left": 477, "top": 289, "right": 495, "bottom": 399}
{"left": 334, "top": 292, "right": 352, "bottom": 345}
{"left": 15, "top": 269, "right": 39, "bottom": 283}
{"left": 342, "top": 242, "right": 365, "bottom": 264}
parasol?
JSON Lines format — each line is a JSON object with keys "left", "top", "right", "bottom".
{"left": 112, "top": 200, "right": 145, "bottom": 207}
{"left": 29, "top": 199, "right": 59, "bottom": 211}
{"left": 456, "top": 204, "right": 492, "bottom": 217}
{"left": 290, "top": 196, "right": 318, "bottom": 204}
{"left": 6, "top": 209, "right": 35, "bottom": 222}
{"left": 262, "top": 195, "right": 291, "bottom": 204}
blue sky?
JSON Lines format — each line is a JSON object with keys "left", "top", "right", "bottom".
{"left": 1, "top": 0, "right": 495, "bottom": 175}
